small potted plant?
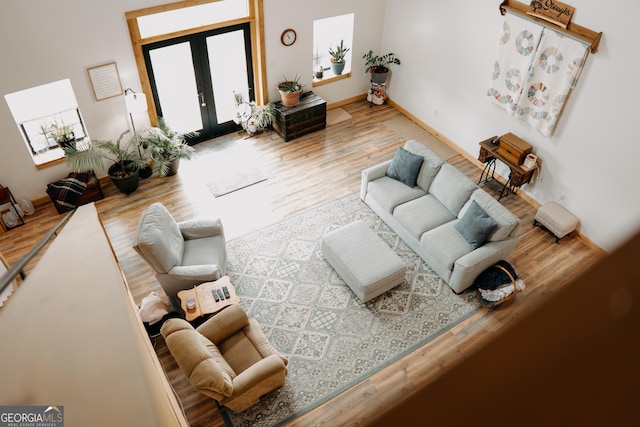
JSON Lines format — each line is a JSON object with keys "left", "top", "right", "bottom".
{"left": 277, "top": 74, "right": 304, "bottom": 106}
{"left": 64, "top": 130, "right": 146, "bottom": 194}
{"left": 136, "top": 118, "right": 196, "bottom": 177}
{"left": 249, "top": 103, "right": 275, "bottom": 133}
{"left": 328, "top": 40, "right": 350, "bottom": 76}
{"left": 362, "top": 50, "right": 401, "bottom": 84}
{"left": 232, "top": 92, "right": 276, "bottom": 134}
{"left": 49, "top": 121, "right": 76, "bottom": 149}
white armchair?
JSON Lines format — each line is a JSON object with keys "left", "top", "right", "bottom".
{"left": 133, "top": 202, "right": 227, "bottom": 297}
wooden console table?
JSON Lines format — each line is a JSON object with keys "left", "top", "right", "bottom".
{"left": 478, "top": 136, "right": 535, "bottom": 200}
{"left": 273, "top": 91, "right": 326, "bottom": 141}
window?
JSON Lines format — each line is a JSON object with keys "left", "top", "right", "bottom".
{"left": 313, "top": 13, "right": 354, "bottom": 84}
{"left": 4, "top": 79, "right": 88, "bottom": 168}
{"left": 136, "top": 0, "right": 249, "bottom": 38}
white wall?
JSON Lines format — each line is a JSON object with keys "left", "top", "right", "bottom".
{"left": 0, "top": 1, "right": 160, "bottom": 202}
{"left": 381, "top": 0, "right": 640, "bottom": 252}
{"left": 1, "top": 0, "right": 638, "bottom": 252}
{"left": 0, "top": 0, "right": 383, "bottom": 205}
{"left": 263, "top": 0, "right": 385, "bottom": 103}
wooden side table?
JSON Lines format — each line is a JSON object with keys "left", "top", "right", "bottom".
{"left": 478, "top": 137, "right": 536, "bottom": 200}
{"left": 176, "top": 276, "right": 240, "bottom": 322}
{"left": 273, "top": 91, "right": 327, "bottom": 141}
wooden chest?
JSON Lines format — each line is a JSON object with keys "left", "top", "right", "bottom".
{"left": 273, "top": 91, "right": 326, "bottom": 142}
{"left": 497, "top": 132, "right": 532, "bottom": 165}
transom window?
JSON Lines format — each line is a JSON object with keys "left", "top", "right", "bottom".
{"left": 136, "top": 0, "right": 249, "bottom": 38}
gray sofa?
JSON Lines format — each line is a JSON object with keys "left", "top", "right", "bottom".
{"left": 360, "top": 140, "right": 521, "bottom": 293}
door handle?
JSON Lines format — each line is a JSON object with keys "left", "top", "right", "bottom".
{"left": 199, "top": 92, "right": 206, "bottom": 107}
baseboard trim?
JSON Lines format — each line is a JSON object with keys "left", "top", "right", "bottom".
{"left": 386, "top": 98, "right": 607, "bottom": 255}
{"left": 327, "top": 94, "right": 368, "bottom": 110}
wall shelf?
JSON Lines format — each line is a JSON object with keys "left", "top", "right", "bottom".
{"left": 499, "top": 0, "right": 602, "bottom": 54}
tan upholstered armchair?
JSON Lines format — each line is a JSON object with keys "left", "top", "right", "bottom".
{"left": 160, "top": 304, "right": 288, "bottom": 412}
{"left": 133, "top": 202, "right": 227, "bottom": 297}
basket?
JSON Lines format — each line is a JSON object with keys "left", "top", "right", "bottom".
{"left": 477, "top": 263, "right": 520, "bottom": 309}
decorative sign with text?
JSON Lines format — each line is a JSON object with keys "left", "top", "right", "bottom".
{"left": 87, "top": 62, "right": 123, "bottom": 101}
{"left": 528, "top": 0, "right": 575, "bottom": 29}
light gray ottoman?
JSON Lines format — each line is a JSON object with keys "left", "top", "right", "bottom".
{"left": 321, "top": 221, "right": 406, "bottom": 302}
{"left": 534, "top": 201, "right": 579, "bottom": 242}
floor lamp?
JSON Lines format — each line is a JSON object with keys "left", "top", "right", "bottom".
{"left": 124, "top": 88, "right": 148, "bottom": 133}
{"left": 124, "top": 88, "right": 152, "bottom": 178}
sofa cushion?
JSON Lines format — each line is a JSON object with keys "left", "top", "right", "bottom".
{"left": 459, "top": 189, "right": 520, "bottom": 241}
{"left": 161, "top": 319, "right": 234, "bottom": 397}
{"left": 428, "top": 164, "right": 478, "bottom": 215}
{"left": 365, "top": 176, "right": 427, "bottom": 213}
{"left": 420, "top": 222, "right": 474, "bottom": 280}
{"left": 455, "top": 200, "right": 498, "bottom": 249}
{"left": 182, "top": 235, "right": 226, "bottom": 270}
{"left": 404, "top": 140, "right": 445, "bottom": 192}
{"left": 393, "top": 195, "right": 456, "bottom": 240}
{"left": 386, "top": 147, "right": 424, "bottom": 187}
{"left": 133, "top": 203, "right": 184, "bottom": 273}
{"left": 220, "top": 329, "right": 264, "bottom": 375}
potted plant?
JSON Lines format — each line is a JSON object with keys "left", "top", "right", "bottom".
{"left": 277, "top": 74, "right": 303, "bottom": 107}
{"left": 362, "top": 50, "right": 401, "bottom": 84}
{"left": 233, "top": 92, "right": 275, "bottom": 134}
{"left": 328, "top": 40, "right": 350, "bottom": 76}
{"left": 250, "top": 103, "right": 275, "bottom": 133}
{"left": 64, "top": 130, "right": 146, "bottom": 194}
{"left": 48, "top": 121, "right": 76, "bottom": 149}
{"left": 136, "top": 118, "right": 196, "bottom": 177}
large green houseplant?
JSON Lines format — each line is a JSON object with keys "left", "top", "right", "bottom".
{"left": 135, "top": 119, "right": 195, "bottom": 177}
{"left": 362, "top": 50, "right": 401, "bottom": 84}
{"left": 64, "top": 130, "right": 146, "bottom": 194}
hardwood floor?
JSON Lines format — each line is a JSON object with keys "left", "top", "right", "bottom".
{"left": 0, "top": 99, "right": 603, "bottom": 426}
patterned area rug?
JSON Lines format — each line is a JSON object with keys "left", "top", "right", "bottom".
{"left": 223, "top": 192, "right": 480, "bottom": 426}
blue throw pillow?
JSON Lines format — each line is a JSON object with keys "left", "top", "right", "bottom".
{"left": 455, "top": 200, "right": 498, "bottom": 249}
{"left": 386, "top": 147, "right": 424, "bottom": 187}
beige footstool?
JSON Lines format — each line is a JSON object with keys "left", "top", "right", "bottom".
{"left": 534, "top": 201, "right": 579, "bottom": 242}
{"left": 321, "top": 221, "right": 406, "bottom": 302}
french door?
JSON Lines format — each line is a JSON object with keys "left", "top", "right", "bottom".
{"left": 143, "top": 23, "right": 254, "bottom": 143}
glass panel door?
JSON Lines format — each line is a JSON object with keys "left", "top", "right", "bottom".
{"left": 207, "top": 28, "right": 250, "bottom": 124}
{"left": 147, "top": 41, "right": 204, "bottom": 134}
{"left": 143, "top": 23, "right": 253, "bottom": 143}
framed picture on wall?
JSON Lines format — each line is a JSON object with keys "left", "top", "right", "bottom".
{"left": 87, "top": 62, "right": 124, "bottom": 101}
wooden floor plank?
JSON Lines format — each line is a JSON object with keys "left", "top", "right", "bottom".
{"left": 0, "top": 99, "right": 602, "bottom": 426}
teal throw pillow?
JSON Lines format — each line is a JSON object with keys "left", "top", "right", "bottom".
{"left": 386, "top": 147, "right": 424, "bottom": 187}
{"left": 455, "top": 200, "right": 498, "bottom": 249}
